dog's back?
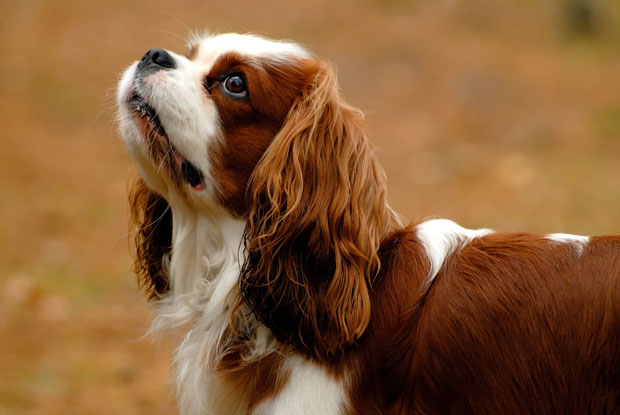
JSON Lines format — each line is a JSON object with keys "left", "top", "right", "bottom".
{"left": 350, "top": 226, "right": 620, "bottom": 414}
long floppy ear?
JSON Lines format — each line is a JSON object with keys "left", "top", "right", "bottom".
{"left": 240, "top": 61, "right": 395, "bottom": 360}
{"left": 128, "top": 178, "right": 172, "bottom": 300}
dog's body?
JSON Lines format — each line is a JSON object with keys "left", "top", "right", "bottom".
{"left": 117, "top": 33, "right": 620, "bottom": 414}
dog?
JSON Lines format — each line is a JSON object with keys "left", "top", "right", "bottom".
{"left": 117, "top": 32, "right": 620, "bottom": 414}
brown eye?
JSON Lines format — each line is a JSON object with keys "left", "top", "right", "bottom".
{"left": 223, "top": 74, "right": 247, "bottom": 97}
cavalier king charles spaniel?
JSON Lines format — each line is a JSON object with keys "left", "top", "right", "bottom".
{"left": 117, "top": 32, "right": 620, "bottom": 414}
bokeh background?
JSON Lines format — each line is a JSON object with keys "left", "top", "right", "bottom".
{"left": 1, "top": 0, "right": 619, "bottom": 413}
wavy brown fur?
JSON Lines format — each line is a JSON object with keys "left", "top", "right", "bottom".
{"left": 128, "top": 178, "right": 172, "bottom": 300}
{"left": 239, "top": 61, "right": 398, "bottom": 360}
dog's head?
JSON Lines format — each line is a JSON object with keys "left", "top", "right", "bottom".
{"left": 117, "top": 33, "right": 316, "bottom": 211}
{"left": 117, "top": 33, "right": 395, "bottom": 359}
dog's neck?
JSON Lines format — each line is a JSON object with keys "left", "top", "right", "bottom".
{"left": 170, "top": 202, "right": 244, "bottom": 294}
{"left": 149, "top": 197, "right": 246, "bottom": 332}
{"left": 148, "top": 200, "right": 258, "bottom": 413}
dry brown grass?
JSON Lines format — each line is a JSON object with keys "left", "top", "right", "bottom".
{"left": 1, "top": 0, "right": 619, "bottom": 413}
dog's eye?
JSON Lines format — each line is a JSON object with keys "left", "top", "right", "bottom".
{"left": 223, "top": 74, "right": 247, "bottom": 98}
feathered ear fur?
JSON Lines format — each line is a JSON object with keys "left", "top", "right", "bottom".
{"left": 240, "top": 61, "right": 396, "bottom": 360}
{"left": 128, "top": 178, "right": 172, "bottom": 300}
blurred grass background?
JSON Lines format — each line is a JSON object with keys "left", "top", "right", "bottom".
{"left": 0, "top": 0, "right": 619, "bottom": 413}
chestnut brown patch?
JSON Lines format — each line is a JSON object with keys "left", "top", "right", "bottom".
{"left": 207, "top": 52, "right": 318, "bottom": 216}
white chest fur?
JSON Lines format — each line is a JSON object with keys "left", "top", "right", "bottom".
{"left": 253, "top": 355, "right": 348, "bottom": 415}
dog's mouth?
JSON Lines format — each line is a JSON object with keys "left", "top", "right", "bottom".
{"left": 128, "top": 93, "right": 204, "bottom": 190}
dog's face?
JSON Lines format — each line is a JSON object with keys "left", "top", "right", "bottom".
{"left": 117, "top": 33, "right": 315, "bottom": 214}
{"left": 118, "top": 32, "right": 394, "bottom": 359}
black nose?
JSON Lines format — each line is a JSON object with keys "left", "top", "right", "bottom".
{"left": 137, "top": 49, "right": 176, "bottom": 72}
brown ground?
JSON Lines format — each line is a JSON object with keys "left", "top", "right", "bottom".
{"left": 1, "top": 0, "right": 619, "bottom": 413}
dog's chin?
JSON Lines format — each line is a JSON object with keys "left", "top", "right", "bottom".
{"left": 125, "top": 91, "right": 205, "bottom": 192}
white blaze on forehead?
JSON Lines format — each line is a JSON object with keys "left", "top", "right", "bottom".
{"left": 191, "top": 32, "right": 312, "bottom": 65}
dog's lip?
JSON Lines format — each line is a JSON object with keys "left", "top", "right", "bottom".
{"left": 128, "top": 93, "right": 166, "bottom": 137}
{"left": 127, "top": 91, "right": 205, "bottom": 191}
